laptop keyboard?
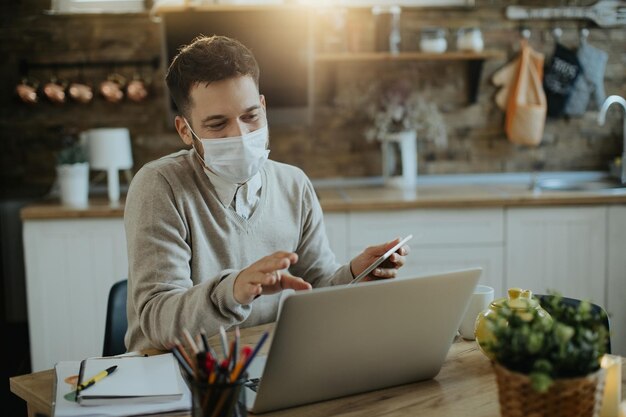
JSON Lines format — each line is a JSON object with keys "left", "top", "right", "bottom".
{"left": 245, "top": 378, "right": 261, "bottom": 392}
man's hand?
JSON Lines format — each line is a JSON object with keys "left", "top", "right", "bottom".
{"left": 234, "top": 251, "right": 312, "bottom": 305}
{"left": 350, "top": 238, "right": 410, "bottom": 282}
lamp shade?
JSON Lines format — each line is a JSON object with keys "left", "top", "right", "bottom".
{"left": 85, "top": 128, "right": 133, "bottom": 170}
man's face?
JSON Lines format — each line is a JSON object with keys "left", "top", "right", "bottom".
{"left": 175, "top": 75, "right": 266, "bottom": 146}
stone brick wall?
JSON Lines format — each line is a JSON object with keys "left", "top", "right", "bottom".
{"left": 1, "top": 0, "right": 624, "bottom": 193}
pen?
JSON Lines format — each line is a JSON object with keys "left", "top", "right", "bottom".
{"left": 219, "top": 325, "right": 229, "bottom": 360}
{"left": 76, "top": 365, "right": 117, "bottom": 392}
{"left": 231, "top": 331, "right": 268, "bottom": 382}
{"left": 174, "top": 337, "right": 196, "bottom": 376}
{"left": 182, "top": 328, "right": 199, "bottom": 355}
{"left": 230, "top": 346, "right": 252, "bottom": 383}
{"left": 172, "top": 346, "right": 194, "bottom": 378}
{"left": 233, "top": 326, "right": 240, "bottom": 371}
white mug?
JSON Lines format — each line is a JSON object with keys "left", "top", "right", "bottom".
{"left": 459, "top": 285, "right": 494, "bottom": 340}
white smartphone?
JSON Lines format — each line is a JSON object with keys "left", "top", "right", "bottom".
{"left": 348, "top": 234, "right": 413, "bottom": 285}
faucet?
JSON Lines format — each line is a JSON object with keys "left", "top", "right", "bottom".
{"left": 598, "top": 95, "right": 626, "bottom": 184}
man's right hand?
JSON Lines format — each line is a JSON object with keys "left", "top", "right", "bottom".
{"left": 233, "top": 251, "right": 312, "bottom": 305}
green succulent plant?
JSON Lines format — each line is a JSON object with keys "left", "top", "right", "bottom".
{"left": 57, "top": 138, "right": 87, "bottom": 165}
{"left": 485, "top": 293, "right": 609, "bottom": 393}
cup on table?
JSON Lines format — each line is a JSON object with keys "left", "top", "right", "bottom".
{"left": 189, "top": 376, "right": 247, "bottom": 417}
{"left": 459, "top": 285, "right": 494, "bottom": 340}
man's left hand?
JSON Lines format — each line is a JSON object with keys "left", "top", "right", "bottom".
{"left": 350, "top": 238, "right": 410, "bottom": 282}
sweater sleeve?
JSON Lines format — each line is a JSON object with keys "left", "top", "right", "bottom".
{"left": 290, "top": 177, "right": 354, "bottom": 287}
{"left": 124, "top": 166, "right": 250, "bottom": 351}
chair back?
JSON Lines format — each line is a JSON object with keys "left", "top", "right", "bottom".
{"left": 103, "top": 279, "right": 128, "bottom": 356}
{"left": 536, "top": 294, "right": 611, "bottom": 354}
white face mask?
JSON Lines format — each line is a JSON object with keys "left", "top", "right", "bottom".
{"left": 185, "top": 120, "right": 270, "bottom": 184}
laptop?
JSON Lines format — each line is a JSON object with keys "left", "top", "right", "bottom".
{"left": 244, "top": 267, "right": 482, "bottom": 414}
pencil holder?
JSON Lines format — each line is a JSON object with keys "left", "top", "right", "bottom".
{"left": 188, "top": 375, "right": 247, "bottom": 417}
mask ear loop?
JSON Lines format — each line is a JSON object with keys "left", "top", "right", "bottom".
{"left": 184, "top": 118, "right": 210, "bottom": 167}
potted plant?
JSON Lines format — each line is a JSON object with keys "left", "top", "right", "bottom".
{"left": 366, "top": 82, "right": 447, "bottom": 188}
{"left": 363, "top": 79, "right": 448, "bottom": 148}
{"left": 56, "top": 135, "right": 89, "bottom": 207}
{"left": 481, "top": 291, "right": 610, "bottom": 417}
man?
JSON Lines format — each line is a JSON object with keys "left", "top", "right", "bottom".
{"left": 124, "top": 35, "right": 410, "bottom": 351}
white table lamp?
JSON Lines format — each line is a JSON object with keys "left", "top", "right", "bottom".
{"left": 85, "top": 128, "right": 133, "bottom": 204}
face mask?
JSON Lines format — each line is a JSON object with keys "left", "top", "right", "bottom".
{"left": 185, "top": 120, "right": 270, "bottom": 184}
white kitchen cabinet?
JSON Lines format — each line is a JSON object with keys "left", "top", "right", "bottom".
{"left": 505, "top": 207, "right": 606, "bottom": 304}
{"left": 347, "top": 208, "right": 505, "bottom": 297}
{"left": 23, "top": 218, "right": 127, "bottom": 371}
{"left": 607, "top": 205, "right": 626, "bottom": 355}
{"left": 323, "top": 212, "right": 349, "bottom": 264}
{"left": 21, "top": 202, "right": 625, "bottom": 372}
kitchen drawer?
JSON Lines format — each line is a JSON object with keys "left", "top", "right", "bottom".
{"left": 348, "top": 208, "right": 504, "bottom": 247}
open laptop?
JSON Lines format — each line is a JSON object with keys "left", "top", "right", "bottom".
{"left": 244, "top": 267, "right": 482, "bottom": 414}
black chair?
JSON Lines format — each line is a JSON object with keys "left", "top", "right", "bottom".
{"left": 535, "top": 294, "right": 611, "bottom": 354}
{"left": 103, "top": 279, "right": 128, "bottom": 356}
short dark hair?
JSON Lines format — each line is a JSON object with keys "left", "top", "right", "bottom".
{"left": 165, "top": 35, "right": 260, "bottom": 117}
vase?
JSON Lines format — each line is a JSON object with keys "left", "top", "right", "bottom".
{"left": 475, "top": 288, "right": 552, "bottom": 359}
{"left": 379, "top": 130, "right": 418, "bottom": 189}
{"left": 493, "top": 362, "right": 606, "bottom": 417}
{"left": 56, "top": 162, "right": 89, "bottom": 208}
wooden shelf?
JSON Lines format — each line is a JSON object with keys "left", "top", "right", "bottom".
{"left": 312, "top": 49, "right": 505, "bottom": 106}
{"left": 314, "top": 50, "right": 505, "bottom": 63}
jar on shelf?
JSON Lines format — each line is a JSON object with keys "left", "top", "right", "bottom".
{"left": 419, "top": 27, "right": 447, "bottom": 53}
{"left": 372, "top": 5, "right": 402, "bottom": 54}
{"left": 456, "top": 27, "right": 484, "bottom": 52}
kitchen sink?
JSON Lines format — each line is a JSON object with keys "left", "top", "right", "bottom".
{"left": 535, "top": 178, "right": 626, "bottom": 191}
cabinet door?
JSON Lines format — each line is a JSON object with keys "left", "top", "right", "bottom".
{"left": 324, "top": 212, "right": 349, "bottom": 264}
{"left": 23, "top": 219, "right": 128, "bottom": 371}
{"left": 399, "top": 246, "right": 505, "bottom": 298}
{"left": 506, "top": 207, "right": 606, "bottom": 305}
{"left": 347, "top": 208, "right": 505, "bottom": 295}
{"left": 607, "top": 205, "right": 626, "bottom": 356}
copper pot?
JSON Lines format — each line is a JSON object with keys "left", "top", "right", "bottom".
{"left": 100, "top": 74, "right": 126, "bottom": 103}
{"left": 43, "top": 79, "right": 66, "bottom": 104}
{"left": 68, "top": 83, "right": 93, "bottom": 104}
{"left": 126, "top": 79, "right": 149, "bottom": 102}
{"left": 16, "top": 79, "right": 39, "bottom": 104}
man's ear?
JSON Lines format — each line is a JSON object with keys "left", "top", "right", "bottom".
{"left": 260, "top": 94, "right": 266, "bottom": 110}
{"left": 175, "top": 116, "right": 193, "bottom": 146}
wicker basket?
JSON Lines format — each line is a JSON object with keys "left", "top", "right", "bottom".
{"left": 493, "top": 362, "right": 606, "bottom": 417}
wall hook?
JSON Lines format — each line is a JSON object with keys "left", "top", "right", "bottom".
{"left": 580, "top": 27, "right": 590, "bottom": 44}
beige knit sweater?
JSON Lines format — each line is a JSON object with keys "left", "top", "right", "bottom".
{"left": 124, "top": 150, "right": 353, "bottom": 351}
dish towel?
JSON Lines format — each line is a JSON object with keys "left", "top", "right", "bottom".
{"left": 564, "top": 41, "right": 608, "bottom": 116}
{"left": 543, "top": 43, "right": 581, "bottom": 118}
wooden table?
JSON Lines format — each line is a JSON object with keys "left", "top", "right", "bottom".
{"left": 10, "top": 323, "right": 626, "bottom": 417}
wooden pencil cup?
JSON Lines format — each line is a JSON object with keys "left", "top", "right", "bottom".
{"left": 189, "top": 376, "right": 247, "bottom": 417}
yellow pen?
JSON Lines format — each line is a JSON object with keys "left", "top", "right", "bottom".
{"left": 77, "top": 365, "right": 118, "bottom": 392}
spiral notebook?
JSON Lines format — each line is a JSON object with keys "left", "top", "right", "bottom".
{"left": 76, "top": 354, "right": 184, "bottom": 406}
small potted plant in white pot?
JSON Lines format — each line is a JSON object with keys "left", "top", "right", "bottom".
{"left": 364, "top": 80, "right": 447, "bottom": 188}
{"left": 56, "top": 136, "right": 89, "bottom": 208}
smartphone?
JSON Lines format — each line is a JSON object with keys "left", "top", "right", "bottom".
{"left": 348, "top": 234, "right": 413, "bottom": 285}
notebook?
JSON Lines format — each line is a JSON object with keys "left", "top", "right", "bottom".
{"left": 76, "top": 354, "right": 183, "bottom": 405}
{"left": 53, "top": 357, "right": 191, "bottom": 417}
{"left": 244, "top": 268, "right": 482, "bottom": 413}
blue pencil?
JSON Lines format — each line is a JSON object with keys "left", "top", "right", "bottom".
{"left": 236, "top": 331, "right": 269, "bottom": 380}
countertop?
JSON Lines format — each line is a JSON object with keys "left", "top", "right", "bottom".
{"left": 20, "top": 172, "right": 626, "bottom": 220}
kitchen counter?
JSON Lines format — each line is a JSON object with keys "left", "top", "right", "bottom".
{"left": 20, "top": 172, "right": 626, "bottom": 220}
